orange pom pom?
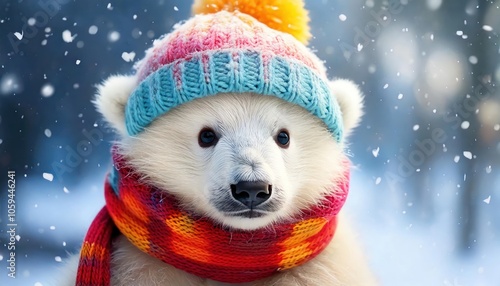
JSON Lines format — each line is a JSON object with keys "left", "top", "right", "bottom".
{"left": 192, "top": 0, "right": 311, "bottom": 44}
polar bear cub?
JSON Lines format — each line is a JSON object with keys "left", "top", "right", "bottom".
{"left": 57, "top": 75, "right": 376, "bottom": 286}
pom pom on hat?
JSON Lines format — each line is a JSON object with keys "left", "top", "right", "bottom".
{"left": 192, "top": 0, "right": 311, "bottom": 44}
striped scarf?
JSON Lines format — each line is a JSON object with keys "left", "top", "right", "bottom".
{"left": 76, "top": 151, "right": 349, "bottom": 285}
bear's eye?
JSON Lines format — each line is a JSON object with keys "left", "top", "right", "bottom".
{"left": 275, "top": 129, "right": 290, "bottom": 148}
{"left": 198, "top": 128, "right": 218, "bottom": 148}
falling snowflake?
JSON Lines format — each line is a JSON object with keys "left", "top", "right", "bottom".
{"left": 485, "top": 165, "right": 492, "bottom": 174}
{"left": 372, "top": 147, "right": 380, "bottom": 157}
{"left": 460, "top": 121, "right": 470, "bottom": 129}
{"left": 339, "top": 14, "right": 347, "bottom": 21}
{"left": 43, "top": 172, "right": 54, "bottom": 181}
{"left": 14, "top": 31, "right": 23, "bottom": 40}
{"left": 88, "top": 25, "right": 98, "bottom": 35}
{"left": 483, "top": 196, "right": 491, "bottom": 204}
{"left": 463, "top": 151, "right": 472, "bottom": 159}
{"left": 482, "top": 25, "right": 493, "bottom": 32}
{"left": 357, "top": 43, "right": 363, "bottom": 51}
{"left": 108, "top": 31, "right": 120, "bottom": 42}
{"left": 62, "top": 30, "right": 77, "bottom": 43}
{"left": 121, "top": 51, "right": 136, "bottom": 62}
{"left": 41, "top": 84, "right": 54, "bottom": 97}
{"left": 468, "top": 56, "right": 478, "bottom": 64}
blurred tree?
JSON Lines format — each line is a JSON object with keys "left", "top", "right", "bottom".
{"left": 458, "top": 0, "right": 498, "bottom": 252}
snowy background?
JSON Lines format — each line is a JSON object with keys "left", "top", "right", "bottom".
{"left": 0, "top": 0, "right": 499, "bottom": 285}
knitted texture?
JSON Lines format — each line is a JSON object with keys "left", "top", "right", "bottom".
{"left": 76, "top": 149, "right": 350, "bottom": 284}
{"left": 126, "top": 10, "right": 344, "bottom": 141}
{"left": 76, "top": 208, "right": 115, "bottom": 285}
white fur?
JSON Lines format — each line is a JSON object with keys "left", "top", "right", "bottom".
{"left": 94, "top": 74, "right": 138, "bottom": 134}
{"left": 58, "top": 78, "right": 377, "bottom": 285}
{"left": 329, "top": 79, "right": 364, "bottom": 138}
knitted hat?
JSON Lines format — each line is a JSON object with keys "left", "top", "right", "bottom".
{"left": 126, "top": 0, "right": 344, "bottom": 141}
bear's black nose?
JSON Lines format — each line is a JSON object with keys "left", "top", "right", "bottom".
{"left": 231, "top": 181, "right": 272, "bottom": 209}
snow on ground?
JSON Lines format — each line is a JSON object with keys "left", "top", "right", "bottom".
{"left": 346, "top": 168, "right": 500, "bottom": 286}
{"left": 0, "top": 171, "right": 106, "bottom": 286}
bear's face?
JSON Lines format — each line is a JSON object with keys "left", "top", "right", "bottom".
{"left": 95, "top": 76, "right": 363, "bottom": 230}
{"left": 119, "top": 93, "right": 345, "bottom": 230}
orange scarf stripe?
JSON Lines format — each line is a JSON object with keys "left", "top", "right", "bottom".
{"left": 105, "top": 185, "right": 151, "bottom": 253}
{"left": 76, "top": 149, "right": 349, "bottom": 284}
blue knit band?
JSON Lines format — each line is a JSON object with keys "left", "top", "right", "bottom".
{"left": 126, "top": 50, "right": 343, "bottom": 142}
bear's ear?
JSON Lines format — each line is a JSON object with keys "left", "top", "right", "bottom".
{"left": 329, "top": 79, "right": 364, "bottom": 140}
{"left": 93, "top": 74, "right": 137, "bottom": 136}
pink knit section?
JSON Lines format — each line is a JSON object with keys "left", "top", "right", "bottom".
{"left": 136, "top": 11, "right": 327, "bottom": 81}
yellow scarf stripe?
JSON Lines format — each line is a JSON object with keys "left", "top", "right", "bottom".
{"left": 278, "top": 217, "right": 328, "bottom": 269}
{"left": 165, "top": 212, "right": 213, "bottom": 263}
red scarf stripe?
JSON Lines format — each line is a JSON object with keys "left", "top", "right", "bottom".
{"left": 77, "top": 257, "right": 110, "bottom": 284}
{"left": 76, "top": 207, "right": 114, "bottom": 286}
